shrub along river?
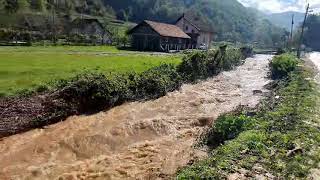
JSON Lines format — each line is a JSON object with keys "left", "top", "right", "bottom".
{"left": 0, "top": 55, "right": 273, "bottom": 179}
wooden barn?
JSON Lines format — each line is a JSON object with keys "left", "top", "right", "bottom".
{"left": 128, "top": 20, "right": 191, "bottom": 52}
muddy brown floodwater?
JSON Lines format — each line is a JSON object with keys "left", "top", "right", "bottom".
{"left": 0, "top": 55, "right": 272, "bottom": 180}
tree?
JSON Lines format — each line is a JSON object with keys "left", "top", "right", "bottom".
{"left": 4, "top": 0, "right": 19, "bottom": 14}
{"left": 17, "top": 0, "right": 29, "bottom": 12}
{"left": 304, "top": 14, "right": 320, "bottom": 51}
{"left": 31, "top": 0, "right": 46, "bottom": 11}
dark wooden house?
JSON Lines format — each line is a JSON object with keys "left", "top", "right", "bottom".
{"left": 128, "top": 20, "right": 191, "bottom": 52}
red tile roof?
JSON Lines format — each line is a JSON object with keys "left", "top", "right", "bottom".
{"left": 144, "top": 20, "right": 190, "bottom": 39}
{"left": 129, "top": 20, "right": 190, "bottom": 39}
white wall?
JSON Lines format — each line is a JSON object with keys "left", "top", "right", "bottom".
{"left": 176, "top": 17, "right": 213, "bottom": 49}
{"left": 198, "top": 32, "right": 212, "bottom": 48}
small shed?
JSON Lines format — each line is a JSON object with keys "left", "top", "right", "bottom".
{"left": 128, "top": 20, "right": 191, "bottom": 52}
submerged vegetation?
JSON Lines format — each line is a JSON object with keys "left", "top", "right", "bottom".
{"left": 177, "top": 54, "right": 320, "bottom": 179}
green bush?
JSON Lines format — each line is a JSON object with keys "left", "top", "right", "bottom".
{"left": 137, "top": 64, "right": 182, "bottom": 99}
{"left": 221, "top": 48, "right": 245, "bottom": 70}
{"left": 177, "top": 51, "right": 209, "bottom": 82}
{"left": 177, "top": 47, "right": 248, "bottom": 83}
{"left": 51, "top": 64, "right": 181, "bottom": 113}
{"left": 48, "top": 48, "right": 247, "bottom": 115}
{"left": 270, "top": 54, "right": 299, "bottom": 79}
{"left": 54, "top": 72, "right": 131, "bottom": 113}
{"left": 207, "top": 114, "right": 255, "bottom": 146}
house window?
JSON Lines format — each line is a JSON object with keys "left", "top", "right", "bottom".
{"left": 165, "top": 37, "right": 169, "bottom": 42}
{"left": 179, "top": 38, "right": 182, "bottom": 43}
{"left": 203, "top": 37, "right": 206, "bottom": 43}
{"left": 185, "top": 26, "right": 189, "bottom": 31}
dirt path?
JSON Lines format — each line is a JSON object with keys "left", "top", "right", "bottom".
{"left": 0, "top": 55, "right": 272, "bottom": 180}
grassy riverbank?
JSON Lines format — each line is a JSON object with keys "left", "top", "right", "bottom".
{"left": 177, "top": 54, "right": 320, "bottom": 179}
{"left": 0, "top": 46, "right": 181, "bottom": 96}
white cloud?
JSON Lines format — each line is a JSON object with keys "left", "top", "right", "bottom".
{"left": 238, "top": 0, "right": 320, "bottom": 13}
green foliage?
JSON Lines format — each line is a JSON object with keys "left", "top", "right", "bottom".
{"left": 0, "top": 28, "right": 33, "bottom": 44}
{"left": 304, "top": 14, "right": 320, "bottom": 51}
{"left": 17, "top": 0, "right": 29, "bottom": 12}
{"left": 30, "top": 0, "right": 46, "bottom": 11}
{"left": 106, "top": 0, "right": 287, "bottom": 47}
{"left": 137, "top": 64, "right": 182, "bottom": 99}
{"left": 4, "top": 0, "right": 19, "bottom": 14}
{"left": 177, "top": 51, "right": 209, "bottom": 82}
{"left": 48, "top": 64, "right": 182, "bottom": 113}
{"left": 55, "top": 72, "right": 131, "bottom": 113}
{"left": 207, "top": 114, "right": 255, "bottom": 146}
{"left": 1, "top": 0, "right": 287, "bottom": 47}
{"left": 270, "top": 54, "right": 299, "bottom": 79}
{"left": 18, "top": 47, "right": 246, "bottom": 132}
{"left": 178, "top": 55, "right": 320, "bottom": 179}
{"left": 53, "top": 48, "right": 246, "bottom": 114}
{"left": 177, "top": 47, "right": 248, "bottom": 82}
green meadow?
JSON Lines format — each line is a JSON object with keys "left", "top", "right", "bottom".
{"left": 0, "top": 46, "right": 181, "bottom": 96}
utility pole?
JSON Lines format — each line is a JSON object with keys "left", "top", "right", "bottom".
{"left": 51, "top": 0, "right": 56, "bottom": 44}
{"left": 297, "top": 3, "right": 310, "bottom": 58}
{"left": 290, "top": 14, "right": 294, "bottom": 48}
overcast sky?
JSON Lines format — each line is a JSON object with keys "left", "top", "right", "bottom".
{"left": 238, "top": 0, "right": 320, "bottom": 13}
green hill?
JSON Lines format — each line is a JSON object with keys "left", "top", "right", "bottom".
{"left": 104, "top": 0, "right": 288, "bottom": 47}
{"left": 0, "top": 0, "right": 288, "bottom": 47}
{"left": 267, "top": 11, "right": 305, "bottom": 30}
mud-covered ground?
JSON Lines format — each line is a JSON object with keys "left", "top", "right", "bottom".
{"left": 0, "top": 55, "right": 272, "bottom": 180}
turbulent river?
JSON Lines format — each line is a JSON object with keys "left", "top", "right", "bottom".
{"left": 309, "top": 52, "right": 320, "bottom": 82}
{"left": 0, "top": 55, "right": 273, "bottom": 180}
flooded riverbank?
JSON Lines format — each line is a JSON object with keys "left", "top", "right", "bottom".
{"left": 0, "top": 55, "right": 273, "bottom": 180}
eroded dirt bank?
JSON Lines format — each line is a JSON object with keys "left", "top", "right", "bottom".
{"left": 0, "top": 55, "right": 272, "bottom": 180}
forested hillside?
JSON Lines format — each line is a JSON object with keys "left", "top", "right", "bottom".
{"left": 304, "top": 14, "right": 320, "bottom": 51}
{"left": 0, "top": 0, "right": 288, "bottom": 47}
{"left": 267, "top": 11, "right": 305, "bottom": 30}
{"left": 0, "top": 0, "right": 114, "bottom": 17}
{"left": 104, "top": 0, "right": 287, "bottom": 47}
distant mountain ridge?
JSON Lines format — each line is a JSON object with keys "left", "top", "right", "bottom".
{"left": 0, "top": 0, "right": 288, "bottom": 47}
{"left": 103, "top": 0, "right": 287, "bottom": 46}
{"left": 266, "top": 11, "right": 305, "bottom": 30}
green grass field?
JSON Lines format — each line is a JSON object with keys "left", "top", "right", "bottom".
{"left": 0, "top": 46, "right": 181, "bottom": 96}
